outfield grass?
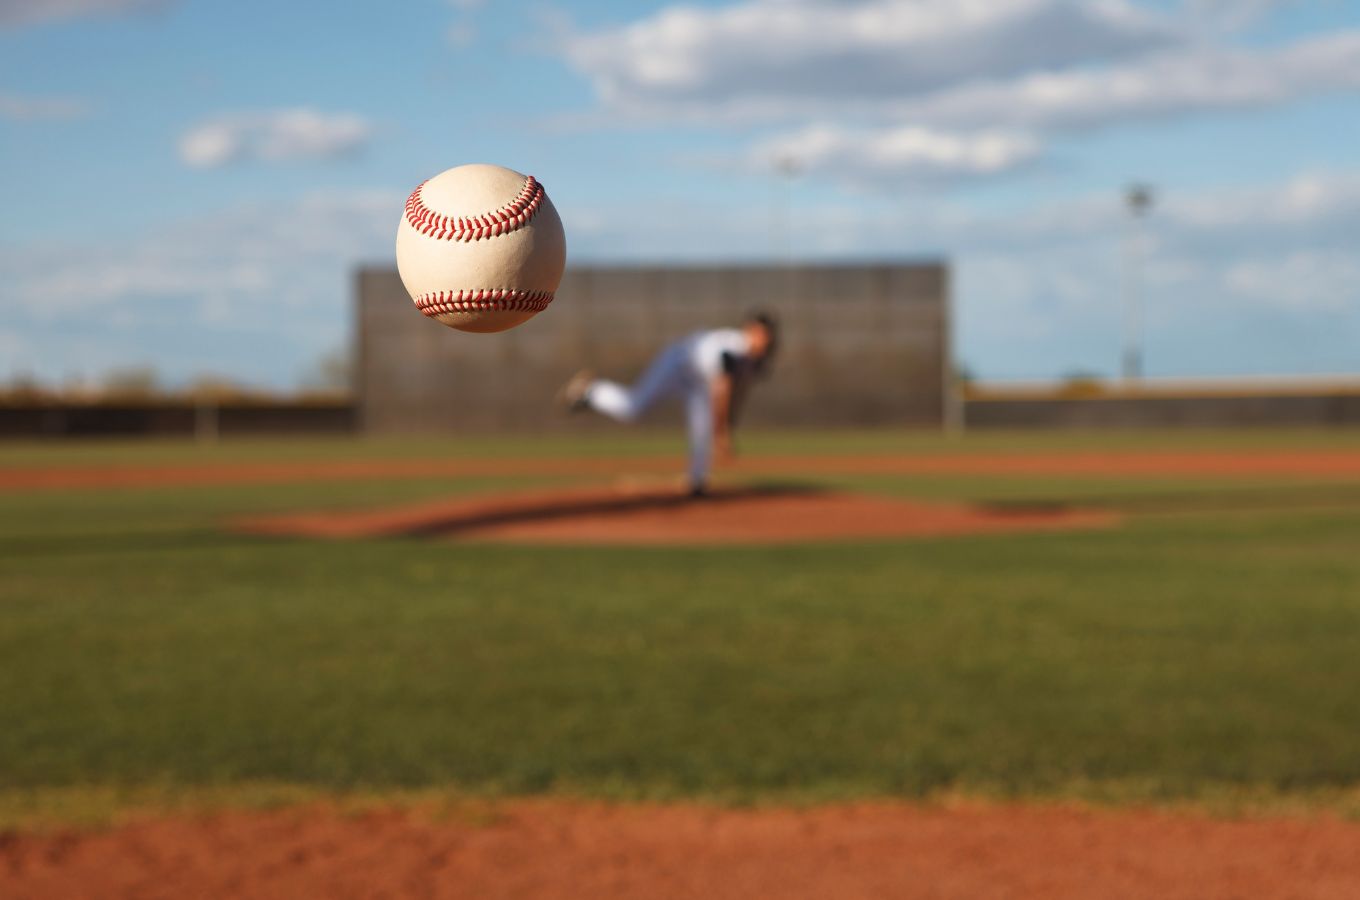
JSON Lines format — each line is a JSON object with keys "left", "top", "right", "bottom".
{"left": 3, "top": 431, "right": 1360, "bottom": 823}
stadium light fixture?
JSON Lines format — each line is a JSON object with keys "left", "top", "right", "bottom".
{"left": 1122, "top": 183, "right": 1155, "bottom": 383}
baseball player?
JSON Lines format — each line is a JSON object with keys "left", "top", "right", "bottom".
{"left": 559, "top": 312, "right": 779, "bottom": 496}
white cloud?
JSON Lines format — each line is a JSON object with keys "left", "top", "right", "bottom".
{"left": 1224, "top": 251, "right": 1360, "bottom": 313}
{"left": 0, "top": 189, "right": 398, "bottom": 386}
{"left": 559, "top": 1, "right": 1360, "bottom": 189}
{"left": 8, "top": 189, "right": 396, "bottom": 315}
{"left": 0, "top": 91, "right": 87, "bottom": 121}
{"left": 445, "top": 0, "right": 485, "bottom": 46}
{"left": 734, "top": 31, "right": 1360, "bottom": 180}
{"left": 571, "top": 166, "right": 1360, "bottom": 263}
{"left": 446, "top": 21, "right": 476, "bottom": 47}
{"left": 853, "top": 170, "right": 1360, "bottom": 260}
{"left": 1163, "top": 171, "right": 1360, "bottom": 235}
{"left": 565, "top": 0, "right": 1177, "bottom": 118}
{"left": 0, "top": 0, "right": 172, "bottom": 28}
{"left": 948, "top": 171, "right": 1360, "bottom": 375}
{"left": 178, "top": 109, "right": 373, "bottom": 168}
{"left": 562, "top": 0, "right": 1359, "bottom": 131}
{"left": 1185, "top": 0, "right": 1300, "bottom": 32}
{"left": 900, "top": 31, "right": 1360, "bottom": 131}
{"left": 750, "top": 125, "right": 1041, "bottom": 181}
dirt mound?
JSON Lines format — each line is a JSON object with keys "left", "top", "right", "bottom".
{"left": 235, "top": 484, "right": 1113, "bottom": 545}
{"left": 4, "top": 800, "right": 1359, "bottom": 899}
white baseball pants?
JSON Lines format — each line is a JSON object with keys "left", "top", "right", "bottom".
{"left": 584, "top": 345, "right": 714, "bottom": 488}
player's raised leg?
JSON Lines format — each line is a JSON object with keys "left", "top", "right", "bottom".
{"left": 562, "top": 345, "right": 688, "bottom": 422}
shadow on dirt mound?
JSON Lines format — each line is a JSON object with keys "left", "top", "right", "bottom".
{"left": 235, "top": 482, "right": 1115, "bottom": 547}
{"left": 397, "top": 484, "right": 822, "bottom": 538}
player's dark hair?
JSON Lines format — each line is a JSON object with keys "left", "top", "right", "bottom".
{"left": 727, "top": 311, "right": 780, "bottom": 430}
{"left": 747, "top": 311, "right": 779, "bottom": 374}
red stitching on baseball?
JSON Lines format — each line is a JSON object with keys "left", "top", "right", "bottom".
{"left": 404, "top": 176, "right": 546, "bottom": 242}
{"left": 412, "top": 289, "right": 555, "bottom": 317}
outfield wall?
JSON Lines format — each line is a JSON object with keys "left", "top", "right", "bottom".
{"left": 356, "top": 263, "right": 951, "bottom": 433}
{"left": 0, "top": 402, "right": 355, "bottom": 439}
{"left": 966, "top": 393, "right": 1360, "bottom": 429}
{"left": 5, "top": 392, "right": 1358, "bottom": 438}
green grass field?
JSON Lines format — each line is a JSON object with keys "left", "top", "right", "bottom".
{"left": 3, "top": 430, "right": 1360, "bottom": 825}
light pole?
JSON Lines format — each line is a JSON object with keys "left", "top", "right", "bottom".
{"left": 1122, "top": 183, "right": 1154, "bottom": 383}
{"left": 772, "top": 154, "right": 801, "bottom": 298}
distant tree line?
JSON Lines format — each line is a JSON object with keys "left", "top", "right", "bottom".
{"left": 0, "top": 347, "right": 354, "bottom": 405}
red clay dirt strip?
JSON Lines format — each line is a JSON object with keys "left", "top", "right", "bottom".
{"left": 4, "top": 800, "right": 1360, "bottom": 900}
{"left": 5, "top": 449, "right": 1360, "bottom": 492}
{"left": 234, "top": 484, "right": 1113, "bottom": 544}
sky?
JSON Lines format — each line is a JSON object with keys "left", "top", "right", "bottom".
{"left": 2, "top": 0, "right": 1359, "bottom": 389}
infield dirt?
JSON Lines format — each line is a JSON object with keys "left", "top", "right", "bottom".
{"left": 233, "top": 484, "right": 1115, "bottom": 545}
{"left": 5, "top": 800, "right": 1360, "bottom": 899}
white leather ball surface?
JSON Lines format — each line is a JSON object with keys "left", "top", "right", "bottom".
{"left": 395, "top": 163, "right": 567, "bottom": 333}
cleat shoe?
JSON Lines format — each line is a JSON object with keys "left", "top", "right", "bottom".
{"left": 556, "top": 369, "right": 594, "bottom": 412}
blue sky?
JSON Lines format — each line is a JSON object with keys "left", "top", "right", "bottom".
{"left": 3, "top": 0, "right": 1360, "bottom": 389}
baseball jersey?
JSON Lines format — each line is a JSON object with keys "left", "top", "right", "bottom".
{"left": 684, "top": 328, "right": 752, "bottom": 382}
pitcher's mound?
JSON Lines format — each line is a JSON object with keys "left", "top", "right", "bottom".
{"left": 235, "top": 484, "right": 1113, "bottom": 545}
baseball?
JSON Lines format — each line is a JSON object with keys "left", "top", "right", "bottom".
{"left": 395, "top": 163, "right": 567, "bottom": 333}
